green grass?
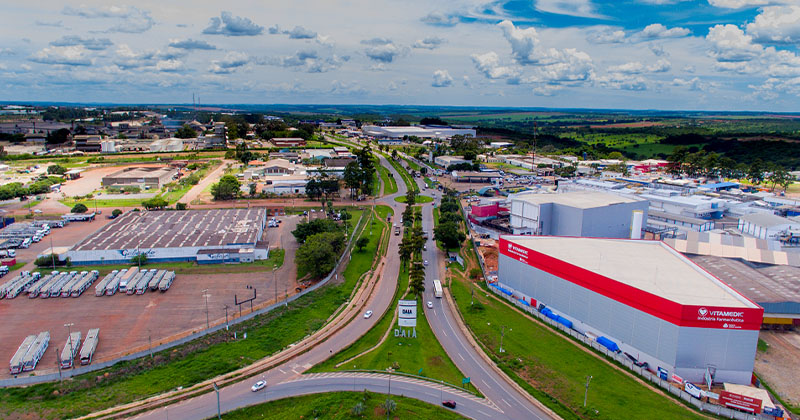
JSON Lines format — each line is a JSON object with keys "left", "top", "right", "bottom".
{"left": 217, "top": 391, "right": 467, "bottom": 420}
{"left": 385, "top": 155, "right": 417, "bottom": 193}
{"left": 377, "top": 164, "right": 398, "bottom": 195}
{"left": 0, "top": 215, "right": 375, "bottom": 419}
{"left": 60, "top": 197, "right": 151, "bottom": 208}
{"left": 5, "top": 262, "right": 26, "bottom": 273}
{"left": 449, "top": 275, "right": 706, "bottom": 420}
{"left": 757, "top": 338, "right": 769, "bottom": 353}
{"left": 394, "top": 195, "right": 433, "bottom": 204}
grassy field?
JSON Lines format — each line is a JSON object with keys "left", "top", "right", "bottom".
{"left": 384, "top": 154, "right": 417, "bottom": 193}
{"left": 217, "top": 391, "right": 466, "bottom": 420}
{"left": 394, "top": 195, "right": 433, "bottom": 204}
{"left": 34, "top": 250, "right": 285, "bottom": 276}
{"left": 0, "top": 215, "right": 375, "bottom": 419}
{"left": 377, "top": 164, "right": 398, "bottom": 195}
{"left": 449, "top": 271, "right": 706, "bottom": 420}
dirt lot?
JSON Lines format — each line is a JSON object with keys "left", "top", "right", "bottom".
{"left": 0, "top": 214, "right": 301, "bottom": 379}
{"left": 59, "top": 164, "right": 167, "bottom": 197}
{"left": 755, "top": 331, "right": 800, "bottom": 406}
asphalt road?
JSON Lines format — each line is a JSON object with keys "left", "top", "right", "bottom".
{"left": 129, "top": 151, "right": 554, "bottom": 420}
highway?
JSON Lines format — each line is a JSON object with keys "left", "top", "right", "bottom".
{"left": 128, "top": 151, "right": 555, "bottom": 420}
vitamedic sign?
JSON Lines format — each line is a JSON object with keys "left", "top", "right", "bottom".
{"left": 498, "top": 237, "right": 764, "bottom": 330}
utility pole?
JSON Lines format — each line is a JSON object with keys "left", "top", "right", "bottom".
{"left": 584, "top": 375, "right": 593, "bottom": 407}
{"left": 56, "top": 347, "right": 62, "bottom": 381}
{"left": 202, "top": 289, "right": 210, "bottom": 329}
{"left": 273, "top": 267, "right": 277, "bottom": 305}
{"left": 499, "top": 325, "right": 506, "bottom": 353}
{"left": 64, "top": 323, "right": 74, "bottom": 369}
{"left": 223, "top": 304, "right": 229, "bottom": 330}
{"left": 50, "top": 234, "right": 56, "bottom": 270}
{"left": 212, "top": 382, "right": 221, "bottom": 420}
{"left": 148, "top": 329, "right": 153, "bottom": 359}
{"left": 471, "top": 283, "right": 474, "bottom": 306}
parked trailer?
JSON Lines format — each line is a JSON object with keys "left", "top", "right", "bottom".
{"left": 46, "top": 271, "right": 77, "bottom": 298}
{"left": 70, "top": 270, "right": 99, "bottom": 297}
{"left": 79, "top": 328, "right": 99, "bottom": 365}
{"left": 95, "top": 270, "right": 118, "bottom": 296}
{"left": 116, "top": 267, "right": 139, "bottom": 293}
{"left": 60, "top": 271, "right": 87, "bottom": 297}
{"left": 9, "top": 335, "right": 36, "bottom": 374}
{"left": 135, "top": 270, "right": 155, "bottom": 294}
{"left": 21, "top": 331, "right": 50, "bottom": 372}
{"left": 158, "top": 271, "right": 175, "bottom": 292}
{"left": 4, "top": 273, "right": 39, "bottom": 299}
{"left": 105, "top": 269, "right": 127, "bottom": 296}
{"left": 29, "top": 272, "right": 61, "bottom": 298}
{"left": 126, "top": 270, "right": 147, "bottom": 295}
{"left": 148, "top": 270, "right": 166, "bottom": 291}
{"left": 40, "top": 271, "right": 68, "bottom": 298}
{"left": 59, "top": 331, "right": 82, "bottom": 369}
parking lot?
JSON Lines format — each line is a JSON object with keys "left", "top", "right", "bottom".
{"left": 0, "top": 213, "right": 300, "bottom": 379}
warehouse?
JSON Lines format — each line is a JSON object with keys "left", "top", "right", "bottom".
{"left": 101, "top": 166, "right": 178, "bottom": 189}
{"left": 497, "top": 236, "right": 763, "bottom": 384}
{"left": 737, "top": 212, "right": 800, "bottom": 240}
{"left": 509, "top": 191, "right": 649, "bottom": 238}
{"left": 67, "top": 209, "right": 268, "bottom": 265}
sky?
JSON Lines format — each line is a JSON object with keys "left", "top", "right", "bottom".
{"left": 1, "top": 0, "right": 800, "bottom": 111}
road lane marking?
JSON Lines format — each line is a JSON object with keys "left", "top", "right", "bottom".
{"left": 458, "top": 353, "right": 465, "bottom": 361}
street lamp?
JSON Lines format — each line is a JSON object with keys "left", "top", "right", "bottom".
{"left": 499, "top": 325, "right": 506, "bottom": 353}
{"left": 584, "top": 375, "right": 593, "bottom": 407}
{"left": 64, "top": 323, "right": 74, "bottom": 370}
{"left": 202, "top": 289, "right": 210, "bottom": 329}
{"left": 212, "top": 382, "right": 221, "bottom": 420}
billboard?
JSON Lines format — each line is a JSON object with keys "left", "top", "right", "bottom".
{"left": 398, "top": 299, "right": 417, "bottom": 328}
{"left": 719, "top": 391, "right": 762, "bottom": 414}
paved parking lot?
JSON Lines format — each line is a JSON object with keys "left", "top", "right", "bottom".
{"left": 0, "top": 213, "right": 300, "bottom": 379}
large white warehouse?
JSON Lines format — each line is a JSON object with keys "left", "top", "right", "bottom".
{"left": 497, "top": 236, "right": 763, "bottom": 384}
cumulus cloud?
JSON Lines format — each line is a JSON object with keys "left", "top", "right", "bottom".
{"left": 706, "top": 24, "right": 764, "bottom": 62}
{"left": 535, "top": 0, "right": 604, "bottom": 18}
{"left": 471, "top": 52, "right": 520, "bottom": 80}
{"left": 746, "top": 5, "right": 800, "bottom": 44}
{"left": 112, "top": 44, "right": 187, "bottom": 70}
{"left": 35, "top": 20, "right": 64, "bottom": 27}
{"left": 29, "top": 46, "right": 93, "bottom": 66}
{"left": 432, "top": 70, "right": 453, "bottom": 87}
{"left": 50, "top": 36, "right": 113, "bottom": 51}
{"left": 361, "top": 38, "right": 407, "bottom": 63}
{"left": 420, "top": 12, "right": 459, "bottom": 26}
{"left": 264, "top": 50, "right": 348, "bottom": 73}
{"left": 672, "top": 77, "right": 715, "bottom": 91}
{"left": 168, "top": 39, "right": 216, "bottom": 50}
{"left": 597, "top": 72, "right": 648, "bottom": 90}
{"left": 209, "top": 51, "right": 250, "bottom": 74}
{"left": 412, "top": 37, "right": 445, "bottom": 50}
{"left": 708, "top": 0, "right": 771, "bottom": 8}
{"left": 587, "top": 28, "right": 626, "bottom": 44}
{"left": 62, "top": 5, "right": 154, "bottom": 33}
{"left": 268, "top": 25, "right": 332, "bottom": 46}
{"left": 639, "top": 23, "right": 690, "bottom": 39}
{"left": 329, "top": 80, "right": 368, "bottom": 95}
{"left": 203, "top": 12, "right": 263, "bottom": 36}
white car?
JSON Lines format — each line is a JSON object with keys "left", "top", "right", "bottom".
{"left": 364, "top": 310, "right": 373, "bottom": 319}
{"left": 427, "top": 301, "right": 433, "bottom": 309}
{"left": 423, "top": 260, "right": 429, "bottom": 266}
{"left": 251, "top": 380, "right": 267, "bottom": 392}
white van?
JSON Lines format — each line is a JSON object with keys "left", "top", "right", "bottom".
{"left": 20, "top": 238, "right": 32, "bottom": 248}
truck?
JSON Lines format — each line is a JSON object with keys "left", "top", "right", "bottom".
{"left": 394, "top": 225, "right": 400, "bottom": 236}
{"left": 115, "top": 267, "right": 138, "bottom": 294}
{"left": 433, "top": 279, "right": 443, "bottom": 298}
{"left": 60, "top": 331, "right": 82, "bottom": 369}
{"left": 79, "top": 328, "right": 100, "bottom": 365}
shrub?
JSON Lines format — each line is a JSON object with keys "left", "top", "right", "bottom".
{"left": 71, "top": 203, "right": 88, "bottom": 213}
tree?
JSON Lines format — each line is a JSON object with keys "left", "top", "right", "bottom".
{"left": 46, "top": 128, "right": 71, "bottom": 144}
{"left": 469, "top": 267, "right": 483, "bottom": 280}
{"left": 748, "top": 159, "right": 766, "bottom": 185}
{"left": 130, "top": 254, "right": 148, "bottom": 266}
{"left": 210, "top": 175, "right": 241, "bottom": 201}
{"left": 343, "top": 161, "right": 362, "bottom": 199}
{"left": 112, "top": 209, "right": 123, "bottom": 217}
{"left": 47, "top": 164, "right": 67, "bottom": 175}
{"left": 175, "top": 124, "right": 197, "bottom": 139}
{"left": 666, "top": 146, "right": 688, "bottom": 174}
{"left": 434, "top": 221, "right": 466, "bottom": 249}
{"left": 296, "top": 232, "right": 344, "bottom": 278}
{"left": 405, "top": 188, "right": 418, "bottom": 205}
{"left": 292, "top": 218, "right": 341, "bottom": 243}
{"left": 768, "top": 166, "right": 791, "bottom": 192}
{"left": 71, "top": 203, "right": 88, "bottom": 213}
{"left": 350, "top": 402, "right": 365, "bottom": 417}
{"left": 356, "top": 237, "right": 369, "bottom": 252}
{"left": 381, "top": 398, "right": 397, "bottom": 415}
{"left": 249, "top": 183, "right": 257, "bottom": 197}
{"left": 175, "top": 202, "right": 187, "bottom": 210}
{"left": 409, "top": 262, "right": 425, "bottom": 297}
{"left": 142, "top": 197, "right": 168, "bottom": 210}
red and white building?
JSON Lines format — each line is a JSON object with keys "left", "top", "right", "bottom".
{"left": 497, "top": 236, "right": 763, "bottom": 384}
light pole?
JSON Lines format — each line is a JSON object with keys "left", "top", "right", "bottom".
{"left": 202, "top": 289, "right": 210, "bottom": 329}
{"left": 273, "top": 267, "right": 277, "bottom": 305}
{"left": 223, "top": 304, "right": 229, "bottom": 330}
{"left": 584, "top": 375, "right": 593, "bottom": 407}
{"left": 212, "top": 382, "right": 221, "bottom": 420}
{"left": 499, "top": 325, "right": 506, "bottom": 353}
{"left": 64, "top": 323, "right": 74, "bottom": 369}
{"left": 148, "top": 329, "right": 153, "bottom": 359}
{"left": 50, "top": 233, "right": 56, "bottom": 270}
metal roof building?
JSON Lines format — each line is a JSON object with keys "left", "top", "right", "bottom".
{"left": 497, "top": 236, "right": 763, "bottom": 384}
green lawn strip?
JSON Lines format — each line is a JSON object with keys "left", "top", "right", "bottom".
{"left": 216, "top": 390, "right": 467, "bottom": 420}
{"left": 384, "top": 155, "right": 417, "bottom": 193}
{"left": 394, "top": 195, "right": 433, "bottom": 204}
{"left": 0, "top": 218, "right": 373, "bottom": 419}
{"left": 6, "top": 262, "right": 26, "bottom": 273}
{"left": 403, "top": 157, "right": 421, "bottom": 172}
{"left": 449, "top": 277, "right": 707, "bottom": 420}
{"left": 341, "top": 210, "right": 384, "bottom": 288}
{"left": 424, "top": 176, "right": 435, "bottom": 188}
{"left": 60, "top": 197, "right": 153, "bottom": 208}
{"left": 377, "top": 164, "right": 398, "bottom": 195}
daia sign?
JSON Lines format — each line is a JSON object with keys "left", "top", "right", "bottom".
{"left": 398, "top": 299, "right": 417, "bottom": 328}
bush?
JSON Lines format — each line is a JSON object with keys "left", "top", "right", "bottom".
{"left": 71, "top": 203, "right": 88, "bottom": 213}
{"left": 175, "top": 202, "right": 187, "bottom": 210}
{"left": 112, "top": 209, "right": 123, "bottom": 217}
{"left": 47, "top": 164, "right": 67, "bottom": 175}
{"left": 35, "top": 255, "right": 67, "bottom": 267}
{"left": 122, "top": 186, "right": 141, "bottom": 194}
{"left": 130, "top": 254, "right": 147, "bottom": 266}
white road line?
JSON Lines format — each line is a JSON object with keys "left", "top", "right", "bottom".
{"left": 458, "top": 353, "right": 465, "bottom": 361}
{"left": 501, "top": 398, "right": 510, "bottom": 407}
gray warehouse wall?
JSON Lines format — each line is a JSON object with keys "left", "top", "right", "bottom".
{"left": 498, "top": 253, "right": 757, "bottom": 384}
{"left": 579, "top": 201, "right": 649, "bottom": 238}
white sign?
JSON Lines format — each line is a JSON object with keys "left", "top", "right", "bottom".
{"left": 398, "top": 300, "right": 417, "bottom": 328}
{"left": 685, "top": 382, "right": 702, "bottom": 399}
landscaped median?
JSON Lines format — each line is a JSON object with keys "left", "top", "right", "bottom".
{"left": 0, "top": 211, "right": 385, "bottom": 420}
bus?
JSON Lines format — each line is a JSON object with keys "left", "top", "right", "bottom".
{"left": 433, "top": 279, "right": 443, "bottom": 298}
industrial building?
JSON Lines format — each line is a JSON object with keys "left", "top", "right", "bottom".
{"left": 67, "top": 209, "right": 268, "bottom": 265}
{"left": 737, "top": 213, "right": 800, "bottom": 240}
{"left": 509, "top": 191, "right": 649, "bottom": 238}
{"left": 434, "top": 155, "right": 471, "bottom": 168}
{"left": 101, "top": 166, "right": 178, "bottom": 189}
{"left": 362, "top": 125, "right": 476, "bottom": 140}
{"left": 497, "top": 236, "right": 763, "bottom": 384}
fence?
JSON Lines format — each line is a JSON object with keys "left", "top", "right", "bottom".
{"left": 0, "top": 213, "right": 367, "bottom": 388}
{"left": 486, "top": 283, "right": 776, "bottom": 420}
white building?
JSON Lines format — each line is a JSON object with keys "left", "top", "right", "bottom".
{"left": 149, "top": 138, "right": 184, "bottom": 152}
{"left": 434, "top": 155, "right": 471, "bottom": 167}
{"left": 737, "top": 213, "right": 800, "bottom": 240}
{"left": 639, "top": 191, "right": 727, "bottom": 219}
{"left": 362, "top": 125, "right": 476, "bottom": 139}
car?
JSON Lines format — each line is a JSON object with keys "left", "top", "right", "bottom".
{"left": 427, "top": 301, "right": 433, "bottom": 309}
{"left": 442, "top": 400, "right": 457, "bottom": 409}
{"left": 251, "top": 380, "right": 267, "bottom": 392}
{"left": 364, "top": 310, "right": 373, "bottom": 319}
{"left": 423, "top": 244, "right": 427, "bottom": 251}
{"left": 423, "top": 260, "right": 428, "bottom": 266}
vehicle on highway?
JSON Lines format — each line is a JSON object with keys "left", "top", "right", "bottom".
{"left": 423, "top": 260, "right": 428, "bottom": 266}
{"left": 251, "top": 380, "right": 266, "bottom": 392}
{"left": 442, "top": 400, "right": 457, "bottom": 409}
{"left": 427, "top": 301, "right": 433, "bottom": 309}
{"left": 364, "top": 310, "right": 373, "bottom": 319}
{"left": 433, "top": 279, "right": 443, "bottom": 298}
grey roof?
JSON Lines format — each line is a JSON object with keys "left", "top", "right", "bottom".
{"left": 739, "top": 212, "right": 800, "bottom": 228}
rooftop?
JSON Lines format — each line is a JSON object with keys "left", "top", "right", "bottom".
{"left": 103, "top": 166, "right": 176, "bottom": 179}
{"left": 73, "top": 209, "right": 264, "bottom": 251}
{"left": 511, "top": 190, "right": 640, "bottom": 209}
{"left": 505, "top": 236, "right": 755, "bottom": 307}
{"left": 690, "top": 255, "right": 800, "bottom": 307}
{"left": 739, "top": 212, "right": 799, "bottom": 228}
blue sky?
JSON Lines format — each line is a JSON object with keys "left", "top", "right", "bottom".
{"left": 1, "top": 0, "right": 799, "bottom": 111}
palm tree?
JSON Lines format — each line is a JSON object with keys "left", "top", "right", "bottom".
{"left": 382, "top": 398, "right": 397, "bottom": 415}
{"left": 350, "top": 402, "right": 365, "bottom": 416}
